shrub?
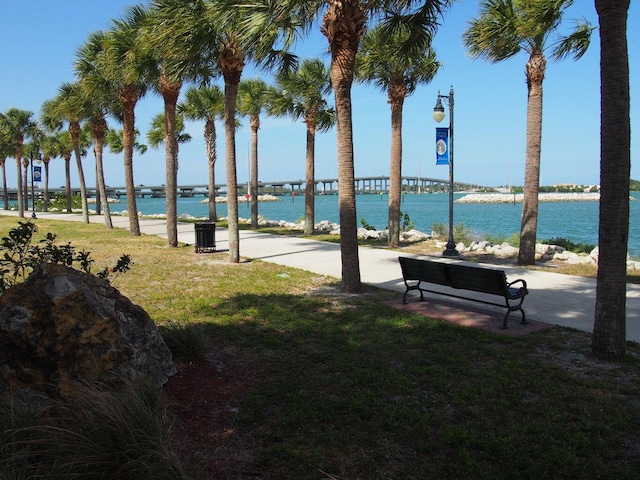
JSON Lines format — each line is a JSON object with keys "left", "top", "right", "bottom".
{"left": 431, "top": 222, "right": 481, "bottom": 246}
{"left": 0, "top": 221, "right": 132, "bottom": 293}
{"left": 360, "top": 218, "right": 376, "bottom": 231}
{"left": 400, "top": 212, "right": 415, "bottom": 232}
{"left": 42, "top": 193, "right": 83, "bottom": 211}
{"left": 542, "top": 237, "right": 596, "bottom": 254}
{"left": 485, "top": 232, "right": 520, "bottom": 247}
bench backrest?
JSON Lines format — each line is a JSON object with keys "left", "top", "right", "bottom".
{"left": 399, "top": 256, "right": 450, "bottom": 286}
{"left": 399, "top": 256, "right": 508, "bottom": 296}
{"left": 445, "top": 263, "right": 508, "bottom": 297}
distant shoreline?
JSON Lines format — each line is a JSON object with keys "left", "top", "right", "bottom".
{"left": 456, "top": 192, "right": 602, "bottom": 204}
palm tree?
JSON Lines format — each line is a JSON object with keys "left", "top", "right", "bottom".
{"left": 50, "top": 131, "right": 76, "bottom": 213}
{"left": 75, "top": 30, "right": 125, "bottom": 229}
{"left": 155, "top": 0, "right": 297, "bottom": 263}
{"left": 270, "top": 59, "right": 335, "bottom": 236}
{"left": 592, "top": 0, "right": 631, "bottom": 360}
{"left": 356, "top": 24, "right": 439, "bottom": 247}
{"left": 0, "top": 108, "right": 36, "bottom": 218}
{"left": 39, "top": 131, "right": 65, "bottom": 212}
{"left": 239, "top": 0, "right": 451, "bottom": 292}
{"left": 0, "top": 130, "right": 12, "bottom": 210}
{"left": 237, "top": 78, "right": 274, "bottom": 228}
{"left": 100, "top": 6, "right": 155, "bottom": 236}
{"left": 463, "top": 0, "right": 593, "bottom": 265}
{"left": 41, "top": 82, "right": 92, "bottom": 223}
{"left": 178, "top": 85, "right": 225, "bottom": 222}
{"left": 146, "top": 0, "right": 218, "bottom": 246}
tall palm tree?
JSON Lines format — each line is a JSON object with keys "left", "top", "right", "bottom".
{"left": 101, "top": 6, "right": 155, "bottom": 236}
{"left": 0, "top": 130, "right": 12, "bottom": 210}
{"left": 39, "top": 131, "right": 66, "bottom": 212}
{"left": 356, "top": 24, "right": 439, "bottom": 247}
{"left": 75, "top": 30, "right": 124, "bottom": 229}
{"left": 237, "top": 78, "right": 274, "bottom": 228}
{"left": 41, "top": 82, "right": 92, "bottom": 223}
{"left": 50, "top": 131, "right": 76, "bottom": 213}
{"left": 0, "top": 108, "right": 36, "bottom": 218}
{"left": 592, "top": 0, "right": 630, "bottom": 360}
{"left": 146, "top": 1, "right": 218, "bottom": 246}
{"left": 178, "top": 84, "right": 225, "bottom": 222}
{"left": 463, "top": 0, "right": 593, "bottom": 265}
{"left": 270, "top": 59, "right": 335, "bottom": 236}
{"left": 155, "top": 0, "right": 297, "bottom": 263}
{"left": 240, "top": 0, "right": 451, "bottom": 292}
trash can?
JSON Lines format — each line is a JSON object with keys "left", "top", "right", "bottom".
{"left": 194, "top": 222, "right": 216, "bottom": 253}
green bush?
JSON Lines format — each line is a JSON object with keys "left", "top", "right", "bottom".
{"left": 360, "top": 218, "right": 376, "bottom": 231}
{"left": 0, "top": 221, "right": 132, "bottom": 293}
{"left": 43, "top": 193, "right": 83, "bottom": 211}
{"left": 542, "top": 237, "right": 596, "bottom": 254}
{"left": 431, "top": 222, "right": 481, "bottom": 246}
{"left": 400, "top": 211, "right": 415, "bottom": 232}
{"left": 485, "top": 232, "right": 520, "bottom": 247}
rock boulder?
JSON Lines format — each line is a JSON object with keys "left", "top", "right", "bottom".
{"left": 0, "top": 263, "right": 176, "bottom": 397}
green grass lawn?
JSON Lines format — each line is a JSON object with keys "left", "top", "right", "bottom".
{"left": 1, "top": 216, "right": 640, "bottom": 479}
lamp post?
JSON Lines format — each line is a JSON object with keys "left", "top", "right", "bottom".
{"left": 433, "top": 86, "right": 459, "bottom": 256}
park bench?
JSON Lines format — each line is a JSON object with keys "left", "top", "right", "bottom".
{"left": 398, "top": 256, "right": 529, "bottom": 329}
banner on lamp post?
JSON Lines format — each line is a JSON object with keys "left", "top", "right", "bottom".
{"left": 435, "top": 127, "right": 449, "bottom": 165}
{"left": 33, "top": 166, "right": 42, "bottom": 183}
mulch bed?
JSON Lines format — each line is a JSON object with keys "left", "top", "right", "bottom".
{"left": 383, "top": 295, "right": 553, "bottom": 336}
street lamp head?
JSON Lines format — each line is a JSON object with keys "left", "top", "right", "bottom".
{"left": 433, "top": 96, "right": 445, "bottom": 123}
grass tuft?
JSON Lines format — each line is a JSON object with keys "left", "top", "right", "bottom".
{"left": 160, "top": 320, "right": 208, "bottom": 361}
{"left": 0, "top": 380, "right": 190, "bottom": 479}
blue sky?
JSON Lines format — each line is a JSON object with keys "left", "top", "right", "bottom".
{"left": 0, "top": 1, "right": 637, "bottom": 189}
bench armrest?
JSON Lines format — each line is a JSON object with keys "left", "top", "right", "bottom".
{"left": 507, "top": 278, "right": 528, "bottom": 297}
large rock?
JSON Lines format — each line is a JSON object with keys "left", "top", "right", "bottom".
{"left": 0, "top": 263, "right": 176, "bottom": 397}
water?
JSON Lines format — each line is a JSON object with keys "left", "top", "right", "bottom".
{"left": 108, "top": 192, "right": 640, "bottom": 258}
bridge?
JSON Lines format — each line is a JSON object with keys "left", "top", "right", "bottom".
{"left": 6, "top": 175, "right": 478, "bottom": 200}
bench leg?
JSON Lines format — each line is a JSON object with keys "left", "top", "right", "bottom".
{"left": 403, "top": 283, "right": 424, "bottom": 304}
{"left": 502, "top": 307, "right": 527, "bottom": 329}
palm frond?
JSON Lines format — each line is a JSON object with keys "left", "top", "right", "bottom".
{"left": 463, "top": 0, "right": 521, "bottom": 61}
{"left": 551, "top": 19, "right": 594, "bottom": 61}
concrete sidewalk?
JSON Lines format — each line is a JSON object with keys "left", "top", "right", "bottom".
{"left": 4, "top": 211, "right": 640, "bottom": 342}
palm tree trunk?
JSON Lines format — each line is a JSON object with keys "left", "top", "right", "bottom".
{"left": 205, "top": 119, "right": 217, "bottom": 222}
{"left": 518, "top": 51, "right": 545, "bottom": 265}
{"left": 304, "top": 115, "right": 316, "bottom": 236}
{"left": 93, "top": 118, "right": 112, "bottom": 228}
{"left": 64, "top": 155, "right": 72, "bottom": 213}
{"left": 225, "top": 78, "right": 241, "bottom": 263}
{"left": 331, "top": 48, "right": 361, "bottom": 293}
{"left": 323, "top": 0, "right": 364, "bottom": 293}
{"left": 22, "top": 159, "right": 29, "bottom": 213}
{"left": 69, "top": 122, "right": 89, "bottom": 224}
{"left": 43, "top": 159, "right": 50, "bottom": 212}
{"left": 160, "top": 76, "right": 182, "bottom": 247}
{"left": 388, "top": 87, "right": 405, "bottom": 248}
{"left": 592, "top": 0, "right": 630, "bottom": 359}
{"left": 120, "top": 87, "right": 141, "bottom": 236}
{"left": 1, "top": 161, "right": 8, "bottom": 210}
{"left": 250, "top": 116, "right": 259, "bottom": 229}
{"left": 15, "top": 151, "right": 24, "bottom": 218}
